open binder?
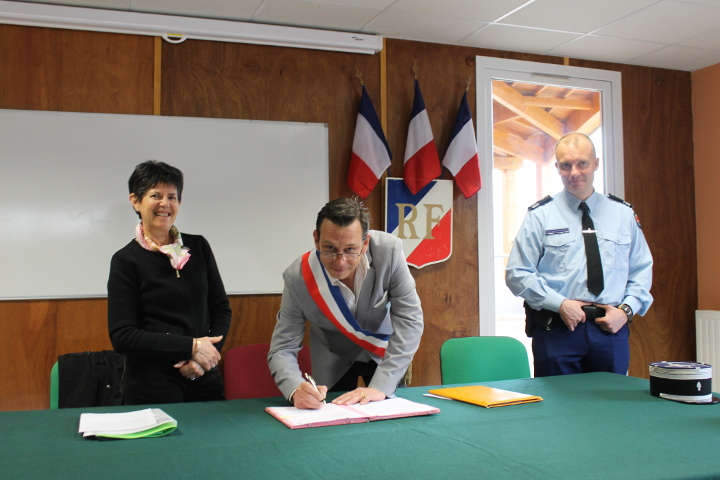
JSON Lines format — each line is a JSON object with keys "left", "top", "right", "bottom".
{"left": 266, "top": 397, "right": 440, "bottom": 429}
{"left": 428, "top": 385, "right": 543, "bottom": 408}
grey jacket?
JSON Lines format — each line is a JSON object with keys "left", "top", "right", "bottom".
{"left": 268, "top": 230, "right": 424, "bottom": 400}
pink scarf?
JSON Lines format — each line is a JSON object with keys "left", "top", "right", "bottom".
{"left": 135, "top": 223, "right": 191, "bottom": 272}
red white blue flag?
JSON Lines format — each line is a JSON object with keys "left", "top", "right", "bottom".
{"left": 385, "top": 178, "right": 453, "bottom": 269}
{"left": 442, "top": 91, "right": 482, "bottom": 198}
{"left": 301, "top": 250, "right": 389, "bottom": 357}
{"left": 403, "top": 80, "right": 441, "bottom": 195}
{"left": 347, "top": 86, "right": 392, "bottom": 199}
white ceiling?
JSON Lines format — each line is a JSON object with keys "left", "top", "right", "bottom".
{"left": 9, "top": 0, "right": 720, "bottom": 71}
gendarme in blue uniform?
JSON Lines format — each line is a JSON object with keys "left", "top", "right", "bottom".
{"left": 506, "top": 189, "right": 653, "bottom": 375}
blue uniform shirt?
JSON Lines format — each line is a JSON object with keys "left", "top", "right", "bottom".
{"left": 505, "top": 190, "right": 653, "bottom": 316}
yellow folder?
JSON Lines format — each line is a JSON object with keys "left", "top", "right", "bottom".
{"left": 428, "top": 385, "right": 543, "bottom": 408}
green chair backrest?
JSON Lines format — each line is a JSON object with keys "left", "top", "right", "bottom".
{"left": 440, "top": 336, "right": 531, "bottom": 384}
{"left": 50, "top": 361, "right": 59, "bottom": 409}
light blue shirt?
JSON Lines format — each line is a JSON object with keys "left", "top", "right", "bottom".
{"left": 505, "top": 190, "right": 653, "bottom": 316}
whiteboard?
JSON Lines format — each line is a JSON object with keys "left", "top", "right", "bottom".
{"left": 0, "top": 110, "right": 328, "bottom": 299}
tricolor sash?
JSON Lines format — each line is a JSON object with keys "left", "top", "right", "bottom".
{"left": 301, "top": 250, "right": 389, "bottom": 357}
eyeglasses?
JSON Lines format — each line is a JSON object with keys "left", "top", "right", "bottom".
{"left": 318, "top": 251, "right": 362, "bottom": 260}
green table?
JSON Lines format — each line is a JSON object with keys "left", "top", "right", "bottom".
{"left": 3, "top": 372, "right": 719, "bottom": 479}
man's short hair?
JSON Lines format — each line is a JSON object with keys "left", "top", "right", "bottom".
{"left": 555, "top": 132, "right": 597, "bottom": 158}
{"left": 315, "top": 197, "right": 371, "bottom": 238}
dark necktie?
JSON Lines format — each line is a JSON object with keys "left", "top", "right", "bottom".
{"left": 578, "top": 202, "right": 604, "bottom": 296}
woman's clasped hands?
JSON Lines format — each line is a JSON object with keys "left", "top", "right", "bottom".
{"left": 174, "top": 335, "right": 223, "bottom": 380}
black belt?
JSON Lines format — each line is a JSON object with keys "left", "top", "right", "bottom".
{"left": 523, "top": 302, "right": 606, "bottom": 335}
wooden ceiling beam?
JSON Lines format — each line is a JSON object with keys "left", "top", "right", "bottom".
{"left": 492, "top": 81, "right": 565, "bottom": 140}
{"left": 493, "top": 128, "right": 546, "bottom": 164}
{"left": 535, "top": 85, "right": 552, "bottom": 96}
{"left": 565, "top": 96, "right": 601, "bottom": 134}
{"left": 493, "top": 103, "right": 520, "bottom": 124}
{"left": 523, "top": 97, "right": 593, "bottom": 110}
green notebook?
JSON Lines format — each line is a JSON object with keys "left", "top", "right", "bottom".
{"left": 78, "top": 408, "right": 177, "bottom": 439}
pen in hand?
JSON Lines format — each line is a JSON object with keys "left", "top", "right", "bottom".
{"left": 304, "top": 373, "right": 326, "bottom": 405}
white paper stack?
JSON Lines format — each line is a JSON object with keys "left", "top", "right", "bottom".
{"left": 78, "top": 408, "right": 177, "bottom": 439}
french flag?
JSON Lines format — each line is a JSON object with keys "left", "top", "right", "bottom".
{"left": 442, "top": 91, "right": 482, "bottom": 198}
{"left": 347, "top": 85, "right": 391, "bottom": 199}
{"left": 403, "top": 79, "right": 441, "bottom": 195}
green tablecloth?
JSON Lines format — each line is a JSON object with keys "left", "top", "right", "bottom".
{"left": 3, "top": 372, "right": 719, "bottom": 479}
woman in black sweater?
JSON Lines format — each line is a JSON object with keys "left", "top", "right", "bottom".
{"left": 108, "top": 160, "right": 232, "bottom": 405}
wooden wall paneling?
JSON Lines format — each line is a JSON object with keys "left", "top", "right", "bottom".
{"left": 0, "top": 298, "right": 113, "bottom": 411}
{"left": 568, "top": 60, "right": 696, "bottom": 377}
{"left": 0, "top": 25, "right": 154, "bottom": 114}
{"left": 0, "top": 25, "right": 154, "bottom": 410}
{"left": 693, "top": 64, "right": 720, "bottom": 310}
{"left": 0, "top": 300, "right": 57, "bottom": 411}
{"left": 224, "top": 295, "right": 282, "bottom": 351}
{"left": 55, "top": 299, "right": 114, "bottom": 354}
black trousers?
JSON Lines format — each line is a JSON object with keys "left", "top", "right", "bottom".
{"left": 329, "top": 361, "right": 378, "bottom": 392}
{"left": 121, "top": 359, "right": 225, "bottom": 405}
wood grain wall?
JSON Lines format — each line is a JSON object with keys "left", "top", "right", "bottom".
{"left": 692, "top": 63, "right": 720, "bottom": 311}
{"left": 0, "top": 26, "right": 695, "bottom": 411}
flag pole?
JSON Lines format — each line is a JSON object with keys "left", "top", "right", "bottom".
{"left": 379, "top": 37, "right": 388, "bottom": 224}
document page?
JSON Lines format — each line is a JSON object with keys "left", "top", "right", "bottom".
{"left": 346, "top": 397, "right": 440, "bottom": 419}
{"left": 268, "top": 403, "right": 367, "bottom": 425}
{"left": 266, "top": 398, "right": 440, "bottom": 429}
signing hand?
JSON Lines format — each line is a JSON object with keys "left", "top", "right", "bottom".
{"left": 558, "top": 299, "right": 590, "bottom": 332}
{"left": 192, "top": 335, "right": 223, "bottom": 371}
{"left": 332, "top": 387, "right": 385, "bottom": 406}
{"left": 595, "top": 304, "right": 628, "bottom": 334}
{"left": 292, "top": 381, "right": 328, "bottom": 410}
{"left": 174, "top": 359, "right": 205, "bottom": 379}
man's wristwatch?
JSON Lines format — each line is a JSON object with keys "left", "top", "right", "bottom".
{"left": 618, "top": 304, "right": 633, "bottom": 324}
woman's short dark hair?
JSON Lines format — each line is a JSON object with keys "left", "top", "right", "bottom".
{"left": 315, "top": 197, "right": 371, "bottom": 238}
{"left": 128, "top": 160, "right": 184, "bottom": 218}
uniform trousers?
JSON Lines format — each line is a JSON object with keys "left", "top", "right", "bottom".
{"left": 532, "top": 319, "right": 630, "bottom": 377}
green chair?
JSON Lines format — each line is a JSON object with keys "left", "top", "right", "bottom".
{"left": 50, "top": 361, "right": 59, "bottom": 409}
{"left": 440, "top": 336, "right": 531, "bottom": 384}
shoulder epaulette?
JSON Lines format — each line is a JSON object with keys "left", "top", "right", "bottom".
{"left": 528, "top": 195, "right": 553, "bottom": 211}
{"left": 607, "top": 193, "right": 633, "bottom": 209}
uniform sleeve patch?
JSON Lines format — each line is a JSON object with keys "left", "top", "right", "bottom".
{"left": 635, "top": 213, "right": 643, "bottom": 229}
